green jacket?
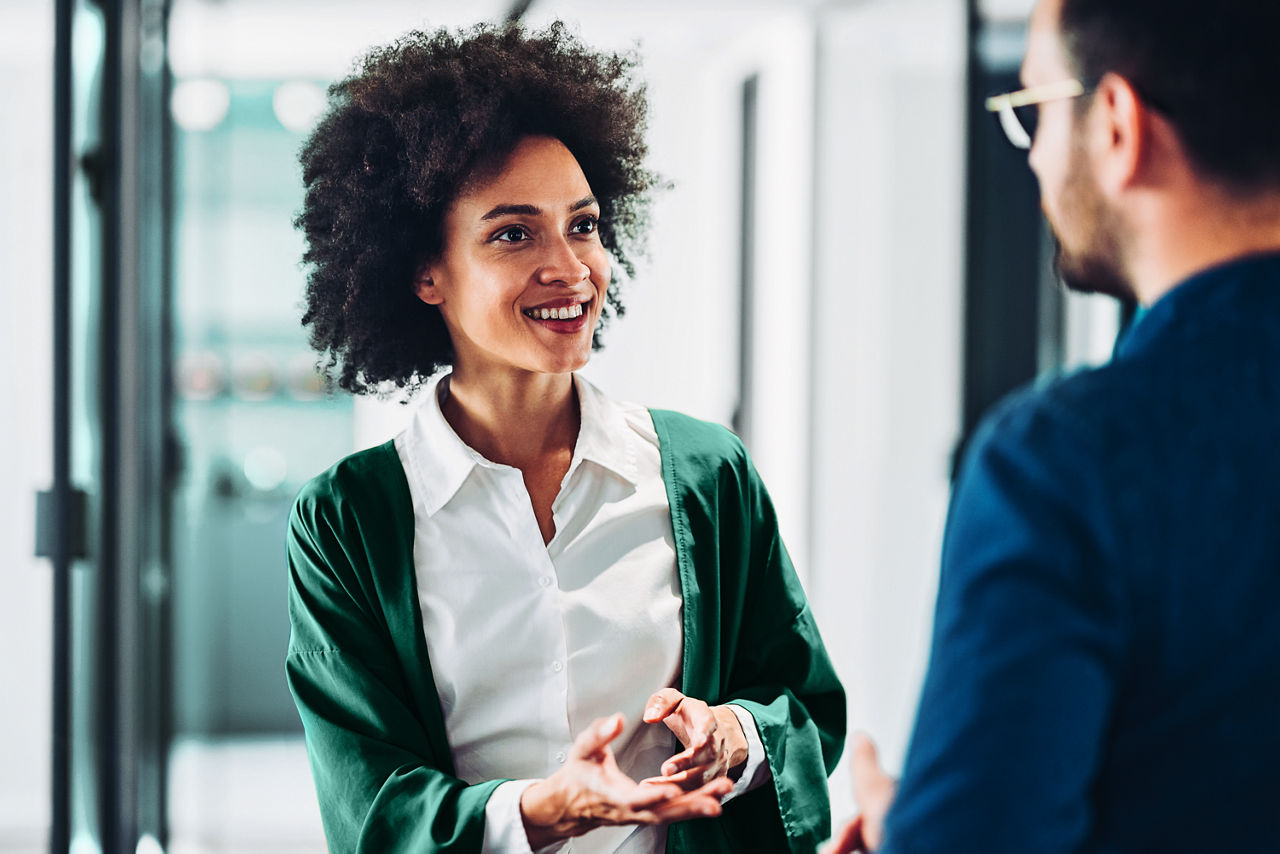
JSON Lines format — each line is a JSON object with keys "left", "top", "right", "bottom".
{"left": 287, "top": 409, "right": 846, "bottom": 853}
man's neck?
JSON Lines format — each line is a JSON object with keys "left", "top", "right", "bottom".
{"left": 1127, "top": 188, "right": 1280, "bottom": 306}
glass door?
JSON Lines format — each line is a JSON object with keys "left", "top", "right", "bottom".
{"left": 51, "top": 0, "right": 173, "bottom": 850}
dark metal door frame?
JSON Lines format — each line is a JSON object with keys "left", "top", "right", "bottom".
{"left": 51, "top": 0, "right": 74, "bottom": 848}
{"left": 50, "top": 0, "right": 173, "bottom": 850}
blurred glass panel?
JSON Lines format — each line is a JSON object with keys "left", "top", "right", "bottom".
{"left": 69, "top": 2, "right": 107, "bottom": 851}
{"left": 168, "top": 74, "right": 351, "bottom": 851}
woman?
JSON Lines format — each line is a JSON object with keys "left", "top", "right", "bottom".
{"left": 286, "top": 21, "right": 844, "bottom": 854}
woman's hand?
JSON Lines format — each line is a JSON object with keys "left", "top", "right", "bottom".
{"left": 520, "top": 713, "right": 732, "bottom": 849}
{"left": 641, "top": 688, "right": 750, "bottom": 790}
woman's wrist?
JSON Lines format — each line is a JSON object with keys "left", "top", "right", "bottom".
{"left": 714, "top": 705, "right": 750, "bottom": 778}
{"left": 519, "top": 777, "right": 564, "bottom": 849}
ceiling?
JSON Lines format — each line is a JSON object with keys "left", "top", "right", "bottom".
{"left": 169, "top": 0, "right": 844, "bottom": 79}
{"left": 169, "top": 0, "right": 1033, "bottom": 80}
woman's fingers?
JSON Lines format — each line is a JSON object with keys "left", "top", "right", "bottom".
{"left": 641, "top": 762, "right": 719, "bottom": 790}
{"left": 591, "top": 770, "right": 720, "bottom": 818}
{"left": 524, "top": 717, "right": 732, "bottom": 846}
{"left": 622, "top": 780, "right": 685, "bottom": 808}
{"left": 648, "top": 693, "right": 747, "bottom": 786}
{"left": 645, "top": 776, "right": 732, "bottom": 821}
{"left": 660, "top": 723, "right": 715, "bottom": 775}
{"left": 555, "top": 700, "right": 736, "bottom": 828}
{"left": 571, "top": 713, "right": 626, "bottom": 761}
{"left": 545, "top": 761, "right": 729, "bottom": 836}
{"left": 651, "top": 695, "right": 714, "bottom": 767}
{"left": 643, "top": 688, "right": 686, "bottom": 723}
{"left": 641, "top": 767, "right": 702, "bottom": 786}
{"left": 660, "top": 747, "right": 713, "bottom": 779}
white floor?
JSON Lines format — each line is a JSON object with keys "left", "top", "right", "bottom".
{"left": 168, "top": 736, "right": 326, "bottom": 854}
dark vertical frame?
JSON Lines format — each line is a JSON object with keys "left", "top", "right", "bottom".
{"left": 156, "top": 12, "right": 177, "bottom": 846}
{"left": 96, "top": 0, "right": 124, "bottom": 848}
{"left": 101, "top": 0, "right": 173, "bottom": 847}
{"left": 958, "top": 4, "right": 1046, "bottom": 473}
{"left": 50, "top": 0, "right": 173, "bottom": 849}
{"left": 136, "top": 0, "right": 176, "bottom": 843}
{"left": 733, "top": 74, "right": 759, "bottom": 444}
{"left": 960, "top": 0, "right": 983, "bottom": 466}
{"left": 51, "top": 0, "right": 74, "bottom": 848}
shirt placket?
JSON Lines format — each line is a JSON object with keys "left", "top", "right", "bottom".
{"left": 500, "top": 464, "right": 576, "bottom": 774}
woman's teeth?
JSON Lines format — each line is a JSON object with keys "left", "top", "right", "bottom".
{"left": 525, "top": 303, "right": 584, "bottom": 321}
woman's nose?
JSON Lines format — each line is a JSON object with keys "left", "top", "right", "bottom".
{"left": 537, "top": 234, "right": 591, "bottom": 285}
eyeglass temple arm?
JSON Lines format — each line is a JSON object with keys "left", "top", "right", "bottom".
{"left": 984, "top": 78, "right": 1085, "bottom": 112}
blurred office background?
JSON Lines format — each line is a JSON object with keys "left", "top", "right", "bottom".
{"left": 0, "top": 0, "right": 1125, "bottom": 851}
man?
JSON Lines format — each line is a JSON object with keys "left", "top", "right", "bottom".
{"left": 829, "top": 0, "right": 1280, "bottom": 851}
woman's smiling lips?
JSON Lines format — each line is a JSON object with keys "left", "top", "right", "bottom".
{"left": 522, "top": 298, "right": 592, "bottom": 333}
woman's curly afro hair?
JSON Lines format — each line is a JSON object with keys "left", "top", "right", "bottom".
{"left": 295, "top": 21, "right": 657, "bottom": 395}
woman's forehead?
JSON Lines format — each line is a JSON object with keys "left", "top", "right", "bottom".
{"left": 453, "top": 137, "right": 594, "bottom": 216}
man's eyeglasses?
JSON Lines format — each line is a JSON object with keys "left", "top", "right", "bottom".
{"left": 984, "top": 79, "right": 1087, "bottom": 150}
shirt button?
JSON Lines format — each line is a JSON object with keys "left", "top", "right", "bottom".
{"left": 551, "top": 660, "right": 564, "bottom": 673}
{"left": 555, "top": 751, "right": 567, "bottom": 764}
{"left": 539, "top": 575, "right": 553, "bottom": 588}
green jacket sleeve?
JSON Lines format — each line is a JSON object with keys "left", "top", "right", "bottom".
{"left": 654, "top": 412, "right": 846, "bottom": 854}
{"left": 285, "top": 445, "right": 502, "bottom": 853}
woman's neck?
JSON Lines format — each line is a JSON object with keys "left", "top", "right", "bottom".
{"left": 440, "top": 367, "right": 579, "bottom": 470}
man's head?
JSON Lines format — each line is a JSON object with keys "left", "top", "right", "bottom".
{"left": 1021, "top": 0, "right": 1280, "bottom": 299}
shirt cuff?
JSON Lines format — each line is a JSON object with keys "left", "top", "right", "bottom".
{"left": 723, "top": 704, "right": 772, "bottom": 803}
{"left": 481, "top": 779, "right": 540, "bottom": 854}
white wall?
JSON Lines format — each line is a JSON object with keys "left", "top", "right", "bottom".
{"left": 168, "top": 0, "right": 512, "bottom": 80}
{"left": 0, "top": 0, "right": 54, "bottom": 848}
{"left": 807, "top": 0, "right": 969, "bottom": 822}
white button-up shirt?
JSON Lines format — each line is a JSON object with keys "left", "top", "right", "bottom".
{"left": 394, "top": 373, "right": 767, "bottom": 854}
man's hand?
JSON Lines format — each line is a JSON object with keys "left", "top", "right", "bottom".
{"left": 520, "top": 713, "right": 732, "bottom": 849}
{"left": 823, "top": 733, "right": 897, "bottom": 853}
{"left": 641, "top": 688, "right": 750, "bottom": 790}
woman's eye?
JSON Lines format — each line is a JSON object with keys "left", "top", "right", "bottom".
{"left": 571, "top": 216, "right": 598, "bottom": 235}
{"left": 495, "top": 226, "right": 530, "bottom": 243}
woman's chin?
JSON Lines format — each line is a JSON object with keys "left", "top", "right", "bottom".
{"left": 539, "top": 353, "right": 591, "bottom": 376}
{"left": 529, "top": 339, "right": 593, "bottom": 376}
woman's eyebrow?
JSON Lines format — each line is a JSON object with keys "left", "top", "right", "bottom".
{"left": 480, "top": 196, "right": 598, "bottom": 221}
{"left": 481, "top": 203, "right": 540, "bottom": 221}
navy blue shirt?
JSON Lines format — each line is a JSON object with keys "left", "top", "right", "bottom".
{"left": 883, "top": 252, "right": 1280, "bottom": 853}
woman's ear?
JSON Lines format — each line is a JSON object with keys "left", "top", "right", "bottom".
{"left": 414, "top": 262, "right": 444, "bottom": 306}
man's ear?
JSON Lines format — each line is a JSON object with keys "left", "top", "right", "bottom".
{"left": 1093, "top": 72, "right": 1148, "bottom": 197}
{"left": 414, "top": 262, "right": 444, "bottom": 306}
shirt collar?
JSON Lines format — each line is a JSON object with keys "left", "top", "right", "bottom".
{"left": 403, "top": 372, "right": 487, "bottom": 516}
{"left": 403, "top": 371, "right": 640, "bottom": 517}
{"left": 1114, "top": 250, "right": 1280, "bottom": 361}
{"left": 571, "top": 374, "right": 641, "bottom": 487}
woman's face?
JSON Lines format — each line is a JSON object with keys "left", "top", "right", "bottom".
{"left": 416, "top": 135, "right": 610, "bottom": 382}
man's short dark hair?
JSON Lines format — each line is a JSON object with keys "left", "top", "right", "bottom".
{"left": 295, "top": 22, "right": 656, "bottom": 395}
{"left": 1059, "top": 0, "right": 1280, "bottom": 193}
